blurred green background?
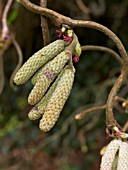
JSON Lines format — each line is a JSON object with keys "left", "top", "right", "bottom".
{"left": 0, "top": 0, "right": 128, "bottom": 169}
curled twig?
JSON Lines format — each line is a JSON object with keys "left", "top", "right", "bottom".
{"left": 106, "top": 66, "right": 128, "bottom": 131}
{"left": 20, "top": 0, "right": 128, "bottom": 63}
{"left": 75, "top": 104, "right": 106, "bottom": 120}
{"left": 81, "top": 45, "right": 123, "bottom": 65}
{"left": 10, "top": 36, "right": 23, "bottom": 90}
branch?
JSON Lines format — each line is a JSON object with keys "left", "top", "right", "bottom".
{"left": 81, "top": 45, "right": 123, "bottom": 65}
{"left": 106, "top": 66, "right": 128, "bottom": 130}
{"left": 20, "top": 0, "right": 128, "bottom": 63}
{"left": 75, "top": 104, "right": 106, "bottom": 120}
{"left": 40, "top": 0, "right": 50, "bottom": 46}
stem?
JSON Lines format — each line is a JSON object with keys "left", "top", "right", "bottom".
{"left": 66, "top": 34, "right": 78, "bottom": 70}
{"left": 40, "top": 0, "right": 50, "bottom": 46}
{"left": 20, "top": 0, "right": 128, "bottom": 63}
{"left": 81, "top": 45, "right": 123, "bottom": 65}
{"left": 106, "top": 66, "right": 128, "bottom": 129}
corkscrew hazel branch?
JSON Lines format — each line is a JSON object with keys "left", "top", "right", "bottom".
{"left": 106, "top": 66, "right": 128, "bottom": 132}
{"left": 20, "top": 0, "right": 128, "bottom": 63}
{"left": 19, "top": 0, "right": 128, "bottom": 134}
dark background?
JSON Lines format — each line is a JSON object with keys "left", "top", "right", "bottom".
{"left": 0, "top": 0, "right": 128, "bottom": 169}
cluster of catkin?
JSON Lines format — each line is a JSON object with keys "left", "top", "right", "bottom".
{"left": 14, "top": 39, "right": 76, "bottom": 132}
{"left": 100, "top": 139, "right": 128, "bottom": 170}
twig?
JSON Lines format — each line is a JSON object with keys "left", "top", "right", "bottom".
{"left": 81, "top": 45, "right": 123, "bottom": 65}
{"left": 106, "top": 66, "right": 128, "bottom": 130}
{"left": 10, "top": 36, "right": 23, "bottom": 90}
{"left": 75, "top": 95, "right": 128, "bottom": 120}
{"left": 2, "top": 0, "right": 13, "bottom": 38}
{"left": 114, "top": 96, "right": 127, "bottom": 103}
{"left": 75, "top": 0, "right": 90, "bottom": 14}
{"left": 20, "top": 0, "right": 128, "bottom": 63}
{"left": 40, "top": 0, "right": 50, "bottom": 46}
{"left": 75, "top": 104, "right": 106, "bottom": 120}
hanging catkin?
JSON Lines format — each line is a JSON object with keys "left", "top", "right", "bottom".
{"left": 28, "top": 66, "right": 68, "bottom": 120}
{"left": 13, "top": 40, "right": 65, "bottom": 85}
{"left": 100, "top": 139, "right": 128, "bottom": 170}
{"left": 28, "top": 51, "right": 71, "bottom": 105}
{"left": 100, "top": 140, "right": 121, "bottom": 170}
{"left": 39, "top": 67, "right": 75, "bottom": 132}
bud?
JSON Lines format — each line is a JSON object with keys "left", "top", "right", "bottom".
{"left": 28, "top": 51, "right": 71, "bottom": 105}
{"left": 39, "top": 68, "right": 75, "bottom": 132}
{"left": 74, "top": 42, "right": 81, "bottom": 57}
{"left": 13, "top": 40, "right": 65, "bottom": 85}
{"left": 28, "top": 67, "right": 67, "bottom": 120}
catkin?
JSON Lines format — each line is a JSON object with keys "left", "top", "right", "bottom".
{"left": 31, "top": 51, "right": 71, "bottom": 84}
{"left": 100, "top": 140, "right": 121, "bottom": 170}
{"left": 28, "top": 67, "right": 68, "bottom": 120}
{"left": 13, "top": 40, "right": 65, "bottom": 85}
{"left": 39, "top": 67, "right": 75, "bottom": 132}
{"left": 28, "top": 51, "right": 71, "bottom": 105}
{"left": 100, "top": 139, "right": 128, "bottom": 170}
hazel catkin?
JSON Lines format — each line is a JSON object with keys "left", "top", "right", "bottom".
{"left": 39, "top": 67, "right": 75, "bottom": 132}
{"left": 28, "top": 67, "right": 68, "bottom": 120}
{"left": 28, "top": 51, "right": 71, "bottom": 105}
{"left": 100, "top": 139, "right": 128, "bottom": 170}
{"left": 13, "top": 40, "right": 65, "bottom": 85}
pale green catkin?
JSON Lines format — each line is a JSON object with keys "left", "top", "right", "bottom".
{"left": 100, "top": 140, "right": 128, "bottom": 170}
{"left": 13, "top": 40, "right": 65, "bottom": 85}
{"left": 28, "top": 51, "right": 71, "bottom": 105}
{"left": 100, "top": 140, "right": 121, "bottom": 170}
{"left": 28, "top": 66, "right": 68, "bottom": 120}
{"left": 39, "top": 67, "right": 75, "bottom": 132}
